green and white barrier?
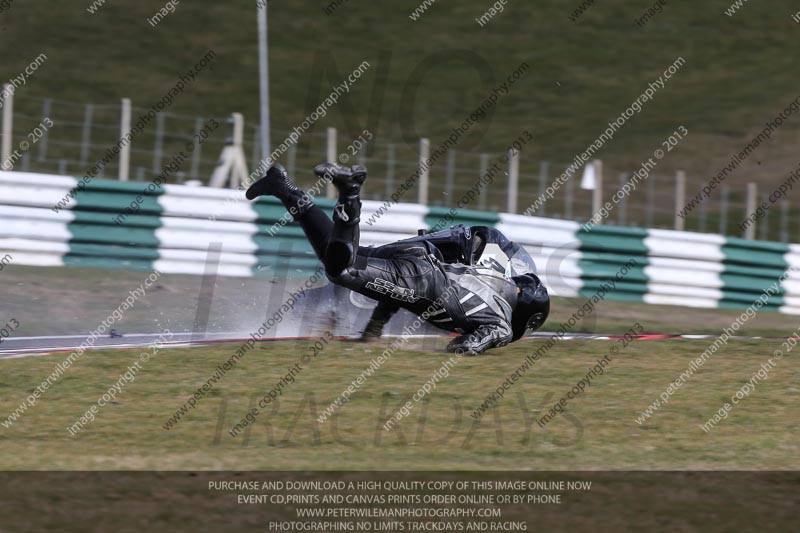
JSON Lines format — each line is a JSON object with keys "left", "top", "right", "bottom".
{"left": 1, "top": 171, "right": 799, "bottom": 314}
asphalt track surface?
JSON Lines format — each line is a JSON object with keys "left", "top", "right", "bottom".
{"left": 2, "top": 331, "right": 797, "bottom": 359}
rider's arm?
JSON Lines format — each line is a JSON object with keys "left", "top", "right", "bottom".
{"left": 359, "top": 300, "right": 401, "bottom": 341}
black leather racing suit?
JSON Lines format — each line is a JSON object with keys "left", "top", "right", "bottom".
{"left": 265, "top": 161, "right": 529, "bottom": 355}
{"left": 331, "top": 226, "right": 520, "bottom": 354}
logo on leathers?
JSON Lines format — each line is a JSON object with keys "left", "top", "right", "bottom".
{"left": 365, "top": 279, "right": 419, "bottom": 303}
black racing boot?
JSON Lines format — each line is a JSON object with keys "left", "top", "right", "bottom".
{"left": 314, "top": 163, "right": 367, "bottom": 275}
{"left": 245, "top": 163, "right": 314, "bottom": 220}
{"left": 313, "top": 163, "right": 366, "bottom": 200}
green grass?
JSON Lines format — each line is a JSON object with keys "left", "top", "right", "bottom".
{"left": 0, "top": 334, "right": 797, "bottom": 470}
{"left": 3, "top": 261, "right": 798, "bottom": 526}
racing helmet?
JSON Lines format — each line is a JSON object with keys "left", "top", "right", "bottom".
{"left": 510, "top": 273, "right": 550, "bottom": 340}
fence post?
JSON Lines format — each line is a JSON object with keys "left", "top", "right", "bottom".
{"left": 565, "top": 166, "right": 574, "bottom": 220}
{"left": 357, "top": 143, "right": 366, "bottom": 168}
{"left": 759, "top": 192, "right": 769, "bottom": 241}
{"left": 251, "top": 125, "right": 261, "bottom": 171}
{"left": 232, "top": 112, "right": 248, "bottom": 189}
{"left": 780, "top": 199, "right": 789, "bottom": 243}
{"left": 674, "top": 170, "right": 686, "bottom": 231}
{"left": 646, "top": 172, "right": 656, "bottom": 227}
{"left": 744, "top": 182, "right": 757, "bottom": 240}
{"left": 118, "top": 98, "right": 131, "bottom": 182}
{"left": 538, "top": 161, "right": 549, "bottom": 217}
{"left": 444, "top": 150, "right": 455, "bottom": 205}
{"left": 386, "top": 143, "right": 396, "bottom": 199}
{"left": 591, "top": 159, "right": 603, "bottom": 220}
{"left": 617, "top": 172, "right": 628, "bottom": 226}
{"left": 152, "top": 112, "right": 165, "bottom": 174}
{"left": 326, "top": 127, "right": 337, "bottom": 199}
{"left": 0, "top": 84, "right": 13, "bottom": 170}
{"left": 418, "top": 137, "right": 430, "bottom": 206}
{"left": 699, "top": 185, "right": 708, "bottom": 233}
{"left": 37, "top": 98, "right": 52, "bottom": 162}
{"left": 80, "top": 104, "right": 94, "bottom": 166}
{"left": 719, "top": 185, "right": 729, "bottom": 236}
{"left": 506, "top": 148, "right": 519, "bottom": 214}
{"left": 190, "top": 117, "right": 203, "bottom": 181}
{"left": 232, "top": 113, "right": 244, "bottom": 148}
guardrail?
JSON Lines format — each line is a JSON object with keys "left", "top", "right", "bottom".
{"left": 1, "top": 171, "right": 799, "bottom": 314}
